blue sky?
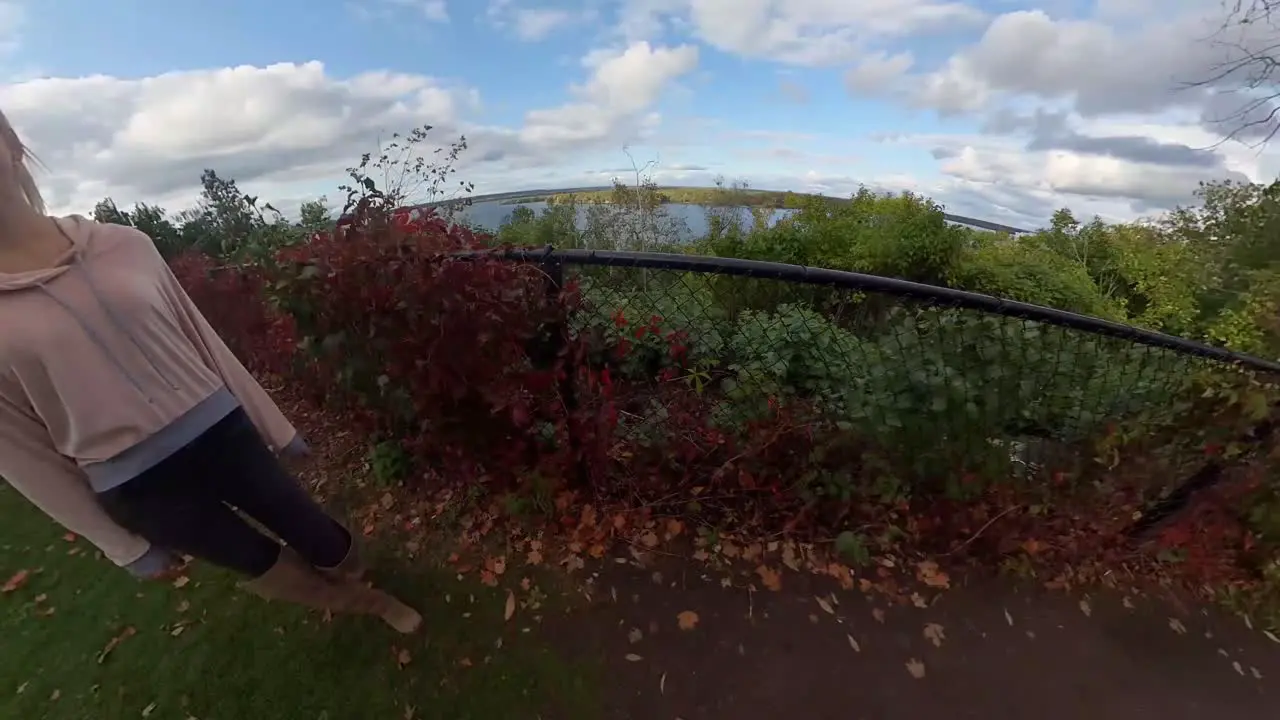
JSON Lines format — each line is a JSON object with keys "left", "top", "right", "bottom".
{"left": 0, "top": 0, "right": 1271, "bottom": 227}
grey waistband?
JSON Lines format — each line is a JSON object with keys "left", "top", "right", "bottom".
{"left": 85, "top": 387, "right": 239, "bottom": 492}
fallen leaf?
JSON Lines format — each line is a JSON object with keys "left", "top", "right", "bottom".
{"left": 815, "top": 596, "right": 835, "bottom": 616}
{"left": 1004, "top": 608, "right": 1014, "bottom": 626}
{"left": 1122, "top": 596, "right": 1135, "bottom": 610}
{"left": 659, "top": 672, "right": 666, "bottom": 694}
{"left": 504, "top": 591, "right": 516, "bottom": 622}
{"left": 1251, "top": 666, "right": 1263, "bottom": 680}
{"left": 677, "top": 610, "right": 699, "bottom": 631}
{"left": 170, "top": 625, "right": 186, "bottom": 637}
{"left": 923, "top": 623, "right": 946, "bottom": 648}
{"left": 1168, "top": 617, "right": 1187, "bottom": 635}
{"left": 639, "top": 531, "right": 659, "bottom": 548}
{"left": 781, "top": 543, "right": 800, "bottom": 571}
{"left": 910, "top": 592, "right": 928, "bottom": 609}
{"left": 665, "top": 518, "right": 683, "bottom": 538}
{"left": 1078, "top": 599, "right": 1092, "bottom": 617}
{"left": 916, "top": 560, "right": 950, "bottom": 589}
{"left": 396, "top": 648, "right": 412, "bottom": 669}
{"left": 172, "top": 576, "right": 190, "bottom": 589}
{"left": 49, "top": 689, "right": 60, "bottom": 701}
{"left": 141, "top": 701, "right": 157, "bottom": 717}
{"left": 624, "top": 653, "right": 643, "bottom": 662}
{"left": 846, "top": 634, "right": 861, "bottom": 652}
{"left": 177, "top": 600, "right": 191, "bottom": 613}
{"left": 1263, "top": 630, "right": 1279, "bottom": 644}
{"left": 458, "top": 657, "right": 472, "bottom": 668}
{"left": 62, "top": 533, "right": 77, "bottom": 543}
{"left": 479, "top": 570, "right": 498, "bottom": 587}
{"left": 2, "top": 569, "right": 29, "bottom": 593}
{"left": 627, "top": 627, "right": 643, "bottom": 644}
{"left": 97, "top": 626, "right": 137, "bottom": 664}
{"left": 526, "top": 550, "right": 544, "bottom": 566}
{"left": 1232, "top": 660, "right": 1244, "bottom": 676}
{"left": 872, "top": 608, "right": 886, "bottom": 623}
{"left": 905, "top": 658, "right": 926, "bottom": 679}
{"left": 33, "top": 593, "right": 46, "bottom": 603}
{"left": 755, "top": 565, "right": 782, "bottom": 592}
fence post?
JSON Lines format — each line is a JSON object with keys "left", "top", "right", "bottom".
{"left": 536, "top": 246, "right": 589, "bottom": 488}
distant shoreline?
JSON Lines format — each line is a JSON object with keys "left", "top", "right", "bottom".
{"left": 466, "top": 186, "right": 1033, "bottom": 235}
{"left": 497, "top": 186, "right": 798, "bottom": 209}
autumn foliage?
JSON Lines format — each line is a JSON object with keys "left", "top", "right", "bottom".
{"left": 171, "top": 203, "right": 1280, "bottom": 622}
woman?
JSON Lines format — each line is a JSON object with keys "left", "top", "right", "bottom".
{"left": 0, "top": 112, "right": 422, "bottom": 634}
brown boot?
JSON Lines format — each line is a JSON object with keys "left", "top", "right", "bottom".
{"left": 243, "top": 547, "right": 422, "bottom": 634}
{"left": 315, "top": 523, "right": 366, "bottom": 582}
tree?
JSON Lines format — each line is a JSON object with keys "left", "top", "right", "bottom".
{"left": 1191, "top": 1, "right": 1280, "bottom": 144}
{"left": 298, "top": 197, "right": 331, "bottom": 231}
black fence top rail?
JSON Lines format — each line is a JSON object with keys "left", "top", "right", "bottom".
{"left": 468, "top": 247, "right": 1280, "bottom": 375}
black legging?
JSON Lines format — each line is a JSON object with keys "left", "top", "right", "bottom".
{"left": 97, "top": 408, "right": 349, "bottom": 578}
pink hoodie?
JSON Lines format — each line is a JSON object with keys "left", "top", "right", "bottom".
{"left": 0, "top": 217, "right": 299, "bottom": 568}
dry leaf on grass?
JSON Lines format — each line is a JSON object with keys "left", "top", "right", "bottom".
{"left": 97, "top": 626, "right": 137, "bottom": 664}
{"left": 677, "top": 610, "right": 699, "bottom": 631}
{"left": 172, "top": 576, "right": 190, "bottom": 589}
{"left": 504, "top": 591, "right": 516, "bottom": 622}
{"left": 905, "top": 659, "right": 926, "bottom": 679}
{"left": 141, "top": 701, "right": 157, "bottom": 717}
{"left": 2, "top": 569, "right": 29, "bottom": 593}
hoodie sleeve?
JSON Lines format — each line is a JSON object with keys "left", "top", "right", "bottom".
{"left": 152, "top": 255, "right": 301, "bottom": 455}
{"left": 0, "top": 397, "right": 152, "bottom": 567}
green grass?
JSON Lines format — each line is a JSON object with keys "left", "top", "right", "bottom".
{"left": 0, "top": 485, "right": 599, "bottom": 720}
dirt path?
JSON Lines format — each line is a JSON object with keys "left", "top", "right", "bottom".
{"left": 547, "top": 558, "right": 1277, "bottom": 720}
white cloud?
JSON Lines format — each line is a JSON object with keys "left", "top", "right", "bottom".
{"left": 519, "top": 41, "right": 699, "bottom": 147}
{"left": 487, "top": 0, "right": 592, "bottom": 40}
{"left": 350, "top": 0, "right": 449, "bottom": 23}
{"left": 845, "top": 51, "right": 914, "bottom": 95}
{"left": 621, "top": 0, "right": 986, "bottom": 66}
{"left": 3, "top": 40, "right": 699, "bottom": 215}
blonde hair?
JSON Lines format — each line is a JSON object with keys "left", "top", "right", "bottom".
{"left": 0, "top": 109, "right": 45, "bottom": 215}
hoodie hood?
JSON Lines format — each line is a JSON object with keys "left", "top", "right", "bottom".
{"left": 0, "top": 215, "right": 90, "bottom": 292}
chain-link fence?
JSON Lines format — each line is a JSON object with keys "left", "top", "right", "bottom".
{"left": 471, "top": 248, "right": 1280, "bottom": 519}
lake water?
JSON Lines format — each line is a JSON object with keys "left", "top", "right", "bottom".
{"left": 459, "top": 200, "right": 791, "bottom": 243}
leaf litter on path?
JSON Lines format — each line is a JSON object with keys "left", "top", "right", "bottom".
{"left": 677, "top": 610, "right": 699, "bottom": 631}
{"left": 905, "top": 659, "right": 926, "bottom": 679}
{"left": 923, "top": 623, "right": 946, "bottom": 648}
{"left": 503, "top": 591, "right": 516, "bottom": 621}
